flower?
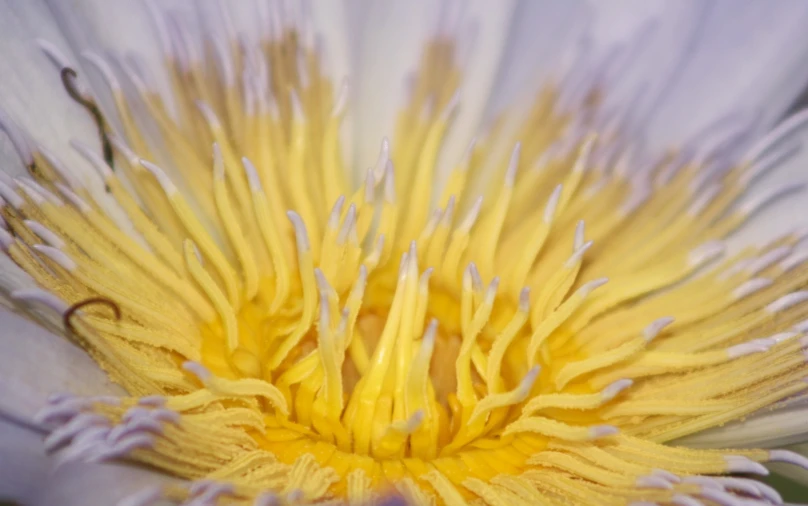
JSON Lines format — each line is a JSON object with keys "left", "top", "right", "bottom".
{"left": 3, "top": 0, "right": 808, "bottom": 505}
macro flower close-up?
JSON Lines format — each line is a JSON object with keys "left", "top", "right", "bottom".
{"left": 4, "top": 0, "right": 808, "bottom": 504}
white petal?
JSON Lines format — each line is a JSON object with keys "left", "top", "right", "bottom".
{"left": 644, "top": 0, "right": 808, "bottom": 150}
{"left": 483, "top": 0, "right": 589, "bottom": 117}
{"left": 350, "top": 0, "right": 516, "bottom": 181}
{"left": 486, "top": 0, "right": 705, "bottom": 138}
{"left": 0, "top": 0, "right": 132, "bottom": 239}
{"left": 675, "top": 396, "right": 808, "bottom": 450}
{"left": 0, "top": 255, "right": 37, "bottom": 293}
{"left": 0, "top": 416, "right": 49, "bottom": 504}
{"left": 0, "top": 0, "right": 103, "bottom": 176}
{"left": 34, "top": 460, "right": 180, "bottom": 506}
{"left": 724, "top": 124, "right": 808, "bottom": 252}
{"left": 44, "top": 0, "right": 176, "bottom": 112}
{"left": 770, "top": 442, "right": 808, "bottom": 485}
{"left": 0, "top": 308, "right": 121, "bottom": 426}
{"left": 46, "top": 0, "right": 354, "bottom": 192}
{"left": 1, "top": 413, "right": 181, "bottom": 505}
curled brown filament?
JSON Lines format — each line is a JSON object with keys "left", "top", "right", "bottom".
{"left": 63, "top": 297, "right": 121, "bottom": 334}
{"left": 60, "top": 66, "right": 114, "bottom": 169}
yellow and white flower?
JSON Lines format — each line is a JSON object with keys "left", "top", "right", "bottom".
{"left": 2, "top": 1, "right": 808, "bottom": 505}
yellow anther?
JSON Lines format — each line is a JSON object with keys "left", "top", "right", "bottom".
{"left": 406, "top": 319, "right": 439, "bottom": 459}
{"left": 213, "top": 144, "right": 259, "bottom": 301}
{"left": 316, "top": 292, "right": 343, "bottom": 421}
{"left": 270, "top": 212, "right": 318, "bottom": 369}
{"left": 141, "top": 159, "right": 241, "bottom": 308}
{"left": 456, "top": 277, "right": 499, "bottom": 407}
{"left": 183, "top": 240, "right": 238, "bottom": 352}
{"left": 470, "top": 365, "right": 540, "bottom": 426}
{"left": 486, "top": 288, "right": 530, "bottom": 392}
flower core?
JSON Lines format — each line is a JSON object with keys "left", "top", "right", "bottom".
{"left": 3, "top": 7, "right": 808, "bottom": 506}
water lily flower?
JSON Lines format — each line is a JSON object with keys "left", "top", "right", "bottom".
{"left": 4, "top": 0, "right": 808, "bottom": 505}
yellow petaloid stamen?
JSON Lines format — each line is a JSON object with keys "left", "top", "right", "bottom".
{"left": 7, "top": 10, "right": 808, "bottom": 506}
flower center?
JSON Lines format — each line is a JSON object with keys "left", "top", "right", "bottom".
{"left": 4, "top": 9, "right": 808, "bottom": 505}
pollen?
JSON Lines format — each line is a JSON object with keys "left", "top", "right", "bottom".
{"left": 3, "top": 6, "right": 808, "bottom": 506}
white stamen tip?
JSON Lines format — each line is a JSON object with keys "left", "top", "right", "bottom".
{"left": 699, "top": 488, "right": 743, "bottom": 506}
{"left": 671, "top": 495, "right": 701, "bottom": 506}
{"left": 487, "top": 277, "right": 501, "bottom": 298}
{"left": 196, "top": 100, "right": 221, "bottom": 128}
{"left": 24, "top": 220, "right": 65, "bottom": 248}
{"left": 574, "top": 220, "right": 585, "bottom": 250}
{"left": 212, "top": 143, "right": 225, "bottom": 181}
{"left": 373, "top": 137, "right": 390, "bottom": 180}
{"left": 107, "top": 134, "right": 139, "bottom": 166}
{"left": 55, "top": 183, "right": 91, "bottom": 213}
{"left": 253, "top": 493, "right": 280, "bottom": 506}
{"left": 33, "top": 244, "right": 76, "bottom": 271}
{"left": 458, "top": 196, "right": 483, "bottom": 233}
{"left": 767, "top": 291, "right": 808, "bottom": 313}
{"left": 81, "top": 51, "right": 122, "bottom": 91}
{"left": 36, "top": 38, "right": 72, "bottom": 70}
{"left": 643, "top": 317, "right": 674, "bottom": 342}
{"left": 0, "top": 181, "right": 25, "bottom": 209}
{"left": 505, "top": 143, "right": 521, "bottom": 187}
{"left": 543, "top": 184, "right": 563, "bottom": 223}
{"left": 383, "top": 161, "right": 396, "bottom": 203}
{"left": 574, "top": 136, "right": 596, "bottom": 172}
{"left": 744, "top": 108, "right": 808, "bottom": 163}
{"left": 589, "top": 425, "right": 618, "bottom": 439}
{"left": 741, "top": 183, "right": 805, "bottom": 217}
{"left": 15, "top": 178, "right": 46, "bottom": 205}
{"left": 603, "top": 379, "right": 633, "bottom": 400}
{"left": 423, "top": 319, "right": 438, "bottom": 346}
{"left": 0, "top": 109, "right": 33, "bottom": 166}
{"left": 578, "top": 277, "right": 608, "bottom": 298}
{"left": 441, "top": 197, "right": 456, "bottom": 227}
{"left": 290, "top": 91, "right": 304, "bottom": 121}
{"left": 687, "top": 184, "right": 721, "bottom": 216}
{"left": 794, "top": 319, "right": 808, "bottom": 333}
{"left": 746, "top": 246, "right": 791, "bottom": 276}
{"left": 651, "top": 469, "right": 681, "bottom": 483}
{"left": 732, "top": 278, "right": 772, "bottom": 299}
{"left": 364, "top": 169, "right": 376, "bottom": 203}
{"left": 11, "top": 288, "right": 70, "bottom": 314}
{"left": 287, "top": 211, "right": 311, "bottom": 252}
{"left": 724, "top": 455, "right": 769, "bottom": 475}
{"left": 44, "top": 413, "right": 109, "bottom": 451}
{"left": 72, "top": 139, "right": 113, "bottom": 180}
{"left": 770, "top": 331, "right": 799, "bottom": 344}
{"left": 517, "top": 366, "right": 541, "bottom": 399}
{"left": 0, "top": 227, "right": 13, "bottom": 250}
{"left": 781, "top": 250, "right": 808, "bottom": 273}
{"left": 137, "top": 396, "right": 166, "bottom": 407}
{"left": 440, "top": 91, "right": 461, "bottom": 121}
{"left": 518, "top": 288, "right": 531, "bottom": 312}
{"left": 727, "top": 338, "right": 775, "bottom": 358}
{"left": 139, "top": 160, "right": 177, "bottom": 195}
{"left": 635, "top": 475, "right": 673, "bottom": 490}
{"left": 19, "top": 178, "right": 62, "bottom": 206}
{"left": 327, "top": 196, "right": 346, "bottom": 230}
{"left": 769, "top": 449, "right": 808, "bottom": 470}
{"left": 337, "top": 205, "right": 357, "bottom": 246}
{"left": 182, "top": 361, "right": 212, "bottom": 382}
{"left": 116, "top": 486, "right": 164, "bottom": 506}
{"left": 565, "top": 240, "right": 593, "bottom": 269}
{"left": 688, "top": 240, "right": 725, "bottom": 267}
{"left": 241, "top": 157, "right": 263, "bottom": 190}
